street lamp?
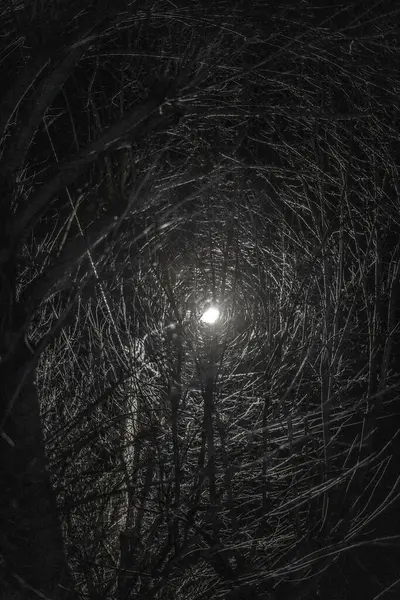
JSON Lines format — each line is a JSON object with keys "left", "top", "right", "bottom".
{"left": 200, "top": 306, "right": 220, "bottom": 325}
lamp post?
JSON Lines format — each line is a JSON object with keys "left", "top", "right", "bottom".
{"left": 199, "top": 304, "right": 220, "bottom": 538}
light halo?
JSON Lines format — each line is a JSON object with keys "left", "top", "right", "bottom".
{"left": 200, "top": 306, "right": 220, "bottom": 325}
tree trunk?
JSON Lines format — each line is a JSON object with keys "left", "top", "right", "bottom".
{"left": 0, "top": 344, "right": 74, "bottom": 600}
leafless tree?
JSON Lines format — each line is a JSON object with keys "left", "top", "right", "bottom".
{"left": 1, "top": 2, "right": 400, "bottom": 600}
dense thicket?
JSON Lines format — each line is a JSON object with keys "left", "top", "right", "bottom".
{"left": 1, "top": 2, "right": 400, "bottom": 599}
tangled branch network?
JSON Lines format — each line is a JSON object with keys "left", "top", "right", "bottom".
{"left": 35, "top": 136, "right": 400, "bottom": 600}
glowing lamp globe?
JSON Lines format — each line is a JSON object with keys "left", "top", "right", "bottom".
{"left": 200, "top": 306, "right": 220, "bottom": 324}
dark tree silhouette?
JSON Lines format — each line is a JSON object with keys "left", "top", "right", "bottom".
{"left": 1, "top": 2, "right": 400, "bottom": 600}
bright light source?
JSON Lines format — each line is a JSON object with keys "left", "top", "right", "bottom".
{"left": 200, "top": 306, "right": 220, "bottom": 324}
